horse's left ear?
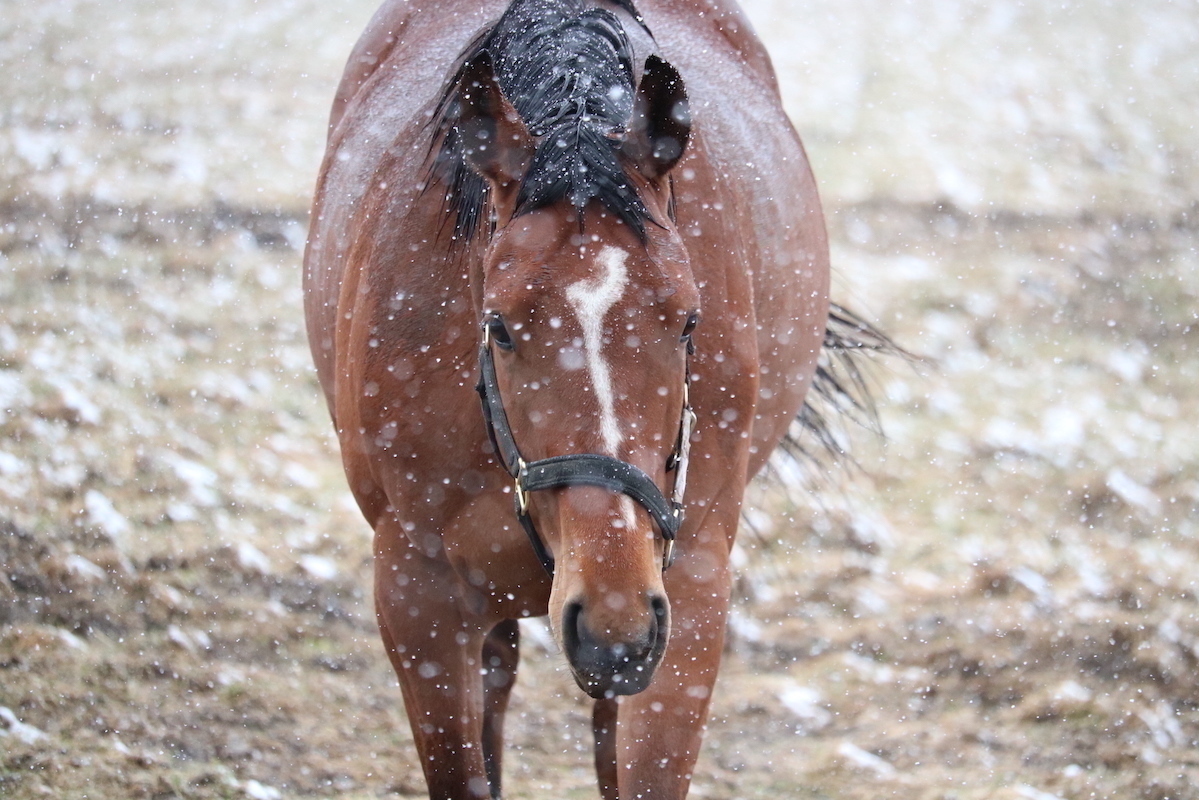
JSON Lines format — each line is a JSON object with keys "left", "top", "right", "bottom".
{"left": 456, "top": 50, "right": 534, "bottom": 195}
{"left": 623, "top": 55, "right": 691, "bottom": 181}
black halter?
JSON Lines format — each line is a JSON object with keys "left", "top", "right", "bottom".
{"left": 475, "top": 321, "right": 696, "bottom": 576}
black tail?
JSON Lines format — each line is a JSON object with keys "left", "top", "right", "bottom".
{"left": 779, "top": 303, "right": 914, "bottom": 468}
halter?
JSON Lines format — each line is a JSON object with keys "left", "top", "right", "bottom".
{"left": 475, "top": 321, "right": 696, "bottom": 576}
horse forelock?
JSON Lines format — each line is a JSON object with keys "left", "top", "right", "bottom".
{"left": 432, "top": 0, "right": 654, "bottom": 242}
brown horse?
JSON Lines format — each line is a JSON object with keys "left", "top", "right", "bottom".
{"left": 304, "top": 0, "right": 830, "bottom": 796}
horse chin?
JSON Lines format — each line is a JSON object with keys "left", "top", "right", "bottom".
{"left": 570, "top": 660, "right": 661, "bottom": 699}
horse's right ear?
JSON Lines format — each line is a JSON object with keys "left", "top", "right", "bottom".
{"left": 456, "top": 51, "right": 533, "bottom": 195}
{"left": 623, "top": 55, "right": 691, "bottom": 181}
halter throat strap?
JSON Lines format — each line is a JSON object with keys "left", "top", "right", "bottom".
{"left": 475, "top": 327, "right": 693, "bottom": 576}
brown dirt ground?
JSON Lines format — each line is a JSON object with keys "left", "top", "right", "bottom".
{"left": 3, "top": 200, "right": 1197, "bottom": 800}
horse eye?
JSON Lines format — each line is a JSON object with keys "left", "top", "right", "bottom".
{"left": 681, "top": 311, "right": 699, "bottom": 340}
{"left": 487, "top": 315, "right": 515, "bottom": 351}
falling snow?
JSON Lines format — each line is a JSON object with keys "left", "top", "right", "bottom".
{"left": 2, "top": 0, "right": 1198, "bottom": 798}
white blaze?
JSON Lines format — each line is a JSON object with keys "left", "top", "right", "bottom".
{"left": 565, "top": 246, "right": 628, "bottom": 456}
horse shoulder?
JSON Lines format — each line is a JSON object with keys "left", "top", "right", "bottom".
{"left": 644, "top": 0, "right": 776, "bottom": 82}
{"left": 327, "top": 0, "right": 418, "bottom": 138}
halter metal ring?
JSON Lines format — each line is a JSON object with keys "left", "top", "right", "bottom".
{"left": 514, "top": 458, "right": 530, "bottom": 514}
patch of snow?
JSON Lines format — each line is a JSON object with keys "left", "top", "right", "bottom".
{"left": 298, "top": 554, "right": 338, "bottom": 581}
{"left": 848, "top": 509, "right": 895, "bottom": 552}
{"left": 166, "top": 502, "right": 199, "bottom": 522}
{"left": 237, "top": 543, "right": 273, "bottom": 575}
{"left": 1105, "top": 346, "right": 1148, "bottom": 383}
{"left": 282, "top": 461, "right": 319, "bottom": 489}
{"left": 64, "top": 554, "right": 107, "bottom": 582}
{"left": 167, "top": 625, "right": 212, "bottom": 653}
{"left": 778, "top": 683, "right": 832, "bottom": 730}
{"left": 152, "top": 584, "right": 189, "bottom": 613}
{"left": 741, "top": 508, "right": 775, "bottom": 539}
{"left": 164, "top": 453, "right": 220, "bottom": 507}
{"left": 518, "top": 617, "right": 556, "bottom": 654}
{"left": 1040, "top": 404, "right": 1086, "bottom": 463}
{"left": 52, "top": 379, "right": 102, "bottom": 425}
{"left": 167, "top": 625, "right": 194, "bottom": 651}
{"left": 264, "top": 600, "right": 288, "bottom": 618}
{"left": 11, "top": 127, "right": 59, "bottom": 170}
{"left": 1053, "top": 680, "right": 1092, "bottom": 704}
{"left": 983, "top": 417, "right": 1034, "bottom": 454}
{"left": 853, "top": 586, "right": 890, "bottom": 616}
{"left": 1106, "top": 468, "right": 1162, "bottom": 517}
{"left": 841, "top": 652, "right": 893, "bottom": 684}
{"left": 726, "top": 609, "right": 763, "bottom": 645}
{"left": 0, "top": 372, "right": 33, "bottom": 425}
{"left": 1072, "top": 550, "right": 1111, "bottom": 598}
{"left": 902, "top": 571, "right": 942, "bottom": 592}
{"left": 1137, "top": 701, "right": 1186, "bottom": 750}
{"left": 836, "top": 741, "right": 896, "bottom": 778}
{"left": 0, "top": 450, "right": 28, "bottom": 476}
{"left": 218, "top": 665, "right": 247, "bottom": 687}
{"left": 55, "top": 629, "right": 87, "bottom": 650}
{"left": 243, "top": 780, "right": 283, "bottom": 800}
{"left": 84, "top": 489, "right": 131, "bottom": 539}
{"left": 0, "top": 706, "right": 48, "bottom": 744}
{"left": 1011, "top": 566, "right": 1053, "bottom": 606}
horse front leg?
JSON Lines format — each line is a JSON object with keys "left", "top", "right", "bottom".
{"left": 481, "top": 618, "right": 520, "bottom": 796}
{"left": 614, "top": 541, "right": 732, "bottom": 800}
{"left": 593, "top": 695, "right": 620, "bottom": 800}
{"left": 374, "top": 517, "right": 493, "bottom": 800}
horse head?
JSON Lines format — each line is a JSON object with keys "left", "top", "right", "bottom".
{"left": 455, "top": 48, "right": 697, "bottom": 697}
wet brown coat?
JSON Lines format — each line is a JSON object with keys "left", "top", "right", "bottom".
{"left": 303, "top": 0, "right": 828, "bottom": 797}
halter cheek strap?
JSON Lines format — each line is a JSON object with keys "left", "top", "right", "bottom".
{"left": 475, "top": 323, "right": 695, "bottom": 576}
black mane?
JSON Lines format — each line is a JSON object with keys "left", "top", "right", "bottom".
{"left": 432, "top": 0, "right": 652, "bottom": 241}
{"left": 431, "top": 0, "right": 907, "bottom": 471}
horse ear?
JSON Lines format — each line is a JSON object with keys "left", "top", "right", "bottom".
{"left": 623, "top": 55, "right": 691, "bottom": 181}
{"left": 456, "top": 51, "right": 533, "bottom": 192}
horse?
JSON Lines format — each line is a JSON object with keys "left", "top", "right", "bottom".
{"left": 303, "top": 0, "right": 832, "bottom": 796}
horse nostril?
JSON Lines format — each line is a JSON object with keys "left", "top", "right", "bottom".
{"left": 651, "top": 594, "right": 667, "bottom": 621}
{"left": 650, "top": 594, "right": 668, "bottom": 628}
{"left": 649, "top": 594, "right": 669, "bottom": 650}
{"left": 563, "top": 600, "right": 585, "bottom": 655}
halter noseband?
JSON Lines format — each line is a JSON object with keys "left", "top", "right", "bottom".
{"left": 475, "top": 321, "right": 696, "bottom": 576}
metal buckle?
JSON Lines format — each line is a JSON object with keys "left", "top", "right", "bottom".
{"left": 513, "top": 458, "right": 530, "bottom": 515}
{"left": 667, "top": 373, "right": 695, "bottom": 470}
{"left": 662, "top": 538, "right": 676, "bottom": 571}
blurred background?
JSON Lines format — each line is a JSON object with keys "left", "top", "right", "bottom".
{"left": 1, "top": 1, "right": 1197, "bottom": 798}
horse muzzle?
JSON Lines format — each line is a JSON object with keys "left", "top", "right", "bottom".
{"left": 561, "top": 594, "right": 670, "bottom": 698}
